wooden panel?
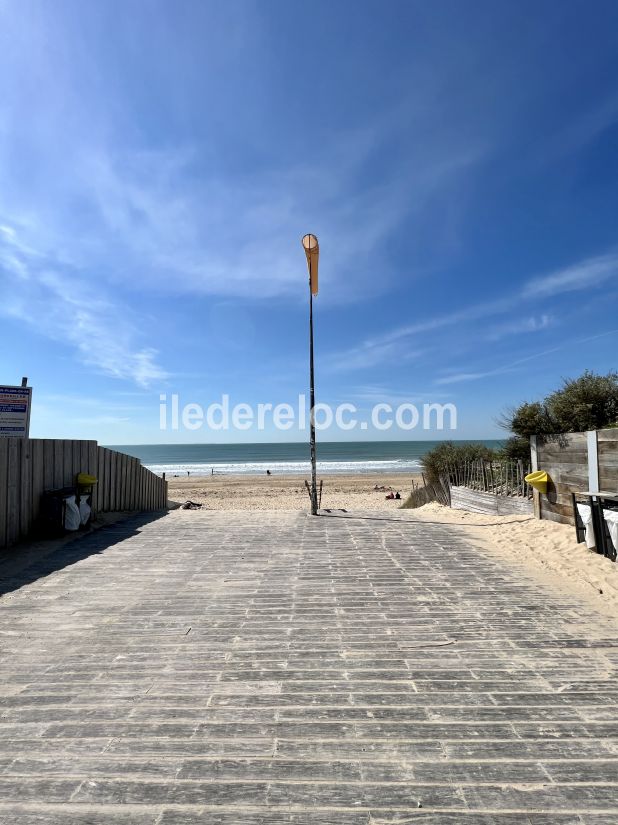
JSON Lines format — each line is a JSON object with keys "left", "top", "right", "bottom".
{"left": 598, "top": 428, "right": 618, "bottom": 443}
{"left": 6, "top": 438, "right": 21, "bottom": 547}
{"left": 53, "top": 440, "right": 64, "bottom": 489}
{"left": 131, "top": 458, "right": 140, "bottom": 510}
{"left": 102, "top": 447, "right": 111, "bottom": 513}
{"left": 29, "top": 439, "right": 44, "bottom": 529}
{"left": 0, "top": 439, "right": 8, "bottom": 548}
{"left": 42, "top": 440, "right": 55, "bottom": 493}
{"left": 131, "top": 458, "right": 141, "bottom": 510}
{"left": 121, "top": 453, "right": 128, "bottom": 509}
{"left": 451, "top": 487, "right": 498, "bottom": 515}
{"left": 496, "top": 495, "right": 533, "bottom": 516}
{"left": 19, "top": 438, "right": 32, "bottom": 539}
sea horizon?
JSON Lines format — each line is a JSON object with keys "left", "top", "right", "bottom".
{"left": 108, "top": 439, "right": 503, "bottom": 477}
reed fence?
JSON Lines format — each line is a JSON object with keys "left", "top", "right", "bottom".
{"left": 0, "top": 438, "right": 167, "bottom": 550}
{"left": 446, "top": 459, "right": 532, "bottom": 499}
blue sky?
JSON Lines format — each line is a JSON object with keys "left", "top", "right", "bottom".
{"left": 1, "top": 0, "right": 617, "bottom": 444}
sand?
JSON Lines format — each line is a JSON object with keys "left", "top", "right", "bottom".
{"left": 167, "top": 472, "right": 418, "bottom": 511}
{"left": 412, "top": 501, "right": 618, "bottom": 619}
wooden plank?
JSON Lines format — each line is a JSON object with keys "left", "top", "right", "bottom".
{"left": 496, "top": 496, "right": 533, "bottom": 516}
{"left": 598, "top": 428, "right": 618, "bottom": 442}
{"left": 139, "top": 467, "right": 146, "bottom": 510}
{"left": 0, "top": 439, "right": 9, "bottom": 548}
{"left": 19, "top": 437, "right": 32, "bottom": 539}
{"left": 30, "top": 439, "right": 44, "bottom": 529}
{"left": 70, "top": 440, "right": 79, "bottom": 482}
{"left": 121, "top": 453, "right": 128, "bottom": 509}
{"left": 130, "top": 459, "right": 137, "bottom": 510}
{"left": 6, "top": 438, "right": 21, "bottom": 547}
{"left": 62, "top": 439, "right": 72, "bottom": 486}
{"left": 53, "top": 440, "right": 64, "bottom": 489}
{"left": 100, "top": 448, "right": 109, "bottom": 512}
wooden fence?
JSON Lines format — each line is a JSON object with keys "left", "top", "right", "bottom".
{"left": 446, "top": 459, "right": 532, "bottom": 498}
{"left": 0, "top": 438, "right": 167, "bottom": 549}
{"left": 402, "top": 477, "right": 451, "bottom": 509}
{"left": 403, "top": 459, "right": 534, "bottom": 515}
{"left": 531, "top": 428, "right": 618, "bottom": 525}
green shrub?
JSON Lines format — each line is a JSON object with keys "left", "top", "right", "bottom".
{"left": 498, "top": 436, "right": 532, "bottom": 464}
{"left": 502, "top": 370, "right": 618, "bottom": 439}
{"left": 421, "top": 441, "right": 497, "bottom": 483}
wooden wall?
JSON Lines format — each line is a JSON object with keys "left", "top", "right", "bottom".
{"left": 534, "top": 429, "right": 618, "bottom": 526}
{"left": 450, "top": 486, "right": 533, "bottom": 516}
{"left": 598, "top": 429, "right": 618, "bottom": 491}
{"left": 0, "top": 439, "right": 167, "bottom": 550}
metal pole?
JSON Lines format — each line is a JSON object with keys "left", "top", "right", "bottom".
{"left": 309, "top": 261, "right": 318, "bottom": 515}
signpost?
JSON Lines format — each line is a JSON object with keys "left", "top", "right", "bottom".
{"left": 0, "top": 381, "right": 32, "bottom": 438}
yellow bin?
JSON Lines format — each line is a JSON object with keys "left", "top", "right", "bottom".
{"left": 525, "top": 470, "right": 548, "bottom": 494}
{"left": 77, "top": 473, "right": 98, "bottom": 486}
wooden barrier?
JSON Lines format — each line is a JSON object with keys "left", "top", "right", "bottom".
{"left": 533, "top": 429, "right": 618, "bottom": 525}
{"left": 0, "top": 439, "right": 167, "bottom": 549}
{"left": 450, "top": 486, "right": 533, "bottom": 516}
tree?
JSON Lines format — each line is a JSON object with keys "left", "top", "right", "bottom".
{"left": 501, "top": 371, "right": 618, "bottom": 450}
{"left": 545, "top": 371, "right": 618, "bottom": 433}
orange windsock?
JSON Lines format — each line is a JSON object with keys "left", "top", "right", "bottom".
{"left": 302, "top": 233, "right": 319, "bottom": 296}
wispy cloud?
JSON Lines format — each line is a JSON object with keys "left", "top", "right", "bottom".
{"left": 435, "top": 328, "right": 618, "bottom": 385}
{"left": 486, "top": 313, "right": 554, "bottom": 341}
{"left": 0, "top": 225, "right": 168, "bottom": 387}
{"left": 521, "top": 254, "right": 618, "bottom": 298}
{"left": 328, "top": 251, "right": 618, "bottom": 373}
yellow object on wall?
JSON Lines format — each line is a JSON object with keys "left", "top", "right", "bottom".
{"left": 525, "top": 470, "right": 548, "bottom": 494}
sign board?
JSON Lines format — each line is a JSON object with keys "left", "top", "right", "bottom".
{"left": 0, "top": 385, "right": 32, "bottom": 438}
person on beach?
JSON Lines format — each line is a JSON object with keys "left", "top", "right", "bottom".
{"left": 395, "top": 491, "right": 401, "bottom": 500}
{"left": 386, "top": 492, "right": 394, "bottom": 500}
{"left": 266, "top": 469, "right": 271, "bottom": 475}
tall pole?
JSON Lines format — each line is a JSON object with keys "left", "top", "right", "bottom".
{"left": 308, "top": 258, "right": 318, "bottom": 515}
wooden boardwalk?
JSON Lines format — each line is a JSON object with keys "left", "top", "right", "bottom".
{"left": 0, "top": 509, "right": 617, "bottom": 823}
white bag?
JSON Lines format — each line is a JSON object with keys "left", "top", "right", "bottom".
{"left": 603, "top": 509, "right": 618, "bottom": 553}
{"left": 79, "top": 498, "right": 92, "bottom": 526}
{"left": 576, "top": 503, "right": 596, "bottom": 549}
{"left": 63, "top": 495, "right": 81, "bottom": 531}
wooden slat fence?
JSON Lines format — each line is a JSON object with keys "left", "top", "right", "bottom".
{"left": 403, "top": 459, "right": 533, "bottom": 514}
{"left": 0, "top": 439, "right": 167, "bottom": 549}
{"left": 533, "top": 428, "right": 618, "bottom": 525}
{"left": 446, "top": 459, "right": 533, "bottom": 499}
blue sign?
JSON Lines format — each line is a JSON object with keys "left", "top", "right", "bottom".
{"left": 0, "top": 385, "right": 32, "bottom": 438}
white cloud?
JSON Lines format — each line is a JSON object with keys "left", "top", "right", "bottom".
{"left": 486, "top": 313, "right": 554, "bottom": 340}
{"left": 0, "top": 226, "right": 168, "bottom": 387}
{"left": 327, "top": 250, "right": 617, "bottom": 373}
{"left": 521, "top": 254, "right": 618, "bottom": 298}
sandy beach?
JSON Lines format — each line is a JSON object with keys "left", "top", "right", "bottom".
{"left": 167, "top": 472, "right": 420, "bottom": 511}
{"left": 413, "top": 501, "right": 618, "bottom": 619}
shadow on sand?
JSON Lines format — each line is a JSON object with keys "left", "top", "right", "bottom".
{"left": 0, "top": 511, "right": 167, "bottom": 599}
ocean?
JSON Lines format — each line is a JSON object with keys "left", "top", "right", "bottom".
{"left": 107, "top": 441, "right": 502, "bottom": 477}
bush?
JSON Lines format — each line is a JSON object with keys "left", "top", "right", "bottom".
{"left": 498, "top": 436, "right": 532, "bottom": 464}
{"left": 545, "top": 370, "right": 618, "bottom": 433}
{"left": 421, "top": 441, "right": 497, "bottom": 483}
{"left": 502, "top": 370, "right": 618, "bottom": 440}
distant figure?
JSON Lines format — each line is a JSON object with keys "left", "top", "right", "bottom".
{"left": 395, "top": 491, "right": 401, "bottom": 500}
{"left": 187, "top": 471, "right": 190, "bottom": 477}
{"left": 211, "top": 468, "right": 214, "bottom": 476}
{"left": 386, "top": 492, "right": 394, "bottom": 500}
{"left": 266, "top": 469, "right": 271, "bottom": 475}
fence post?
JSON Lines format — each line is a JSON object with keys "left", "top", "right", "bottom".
{"left": 586, "top": 430, "right": 599, "bottom": 494}
{"left": 530, "top": 435, "right": 541, "bottom": 519}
